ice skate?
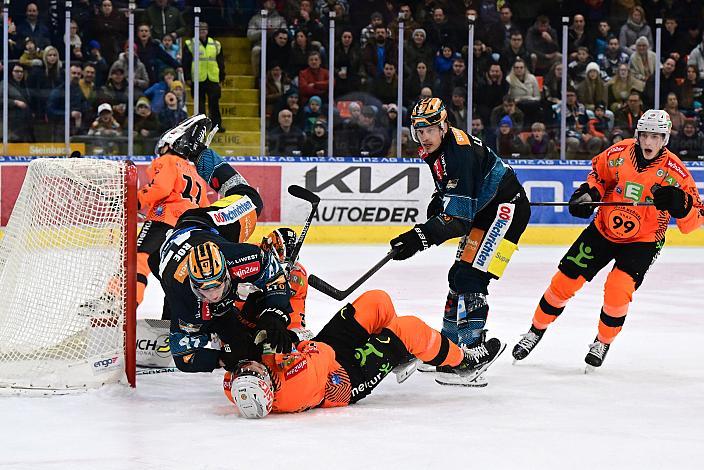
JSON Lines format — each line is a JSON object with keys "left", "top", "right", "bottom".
{"left": 435, "top": 338, "right": 505, "bottom": 386}
{"left": 512, "top": 326, "right": 546, "bottom": 362}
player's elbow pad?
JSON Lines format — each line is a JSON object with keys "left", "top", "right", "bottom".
{"left": 422, "top": 215, "right": 471, "bottom": 245}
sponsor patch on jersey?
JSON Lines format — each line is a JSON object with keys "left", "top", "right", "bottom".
{"left": 608, "top": 157, "right": 624, "bottom": 167}
{"left": 200, "top": 302, "right": 212, "bottom": 321}
{"left": 174, "top": 258, "right": 189, "bottom": 283}
{"left": 230, "top": 261, "right": 260, "bottom": 279}
{"left": 284, "top": 359, "right": 308, "bottom": 380}
{"left": 665, "top": 158, "right": 688, "bottom": 179}
{"left": 209, "top": 197, "right": 255, "bottom": 226}
{"left": 447, "top": 179, "right": 459, "bottom": 189}
{"left": 472, "top": 203, "right": 514, "bottom": 273}
{"left": 624, "top": 182, "right": 644, "bottom": 201}
{"left": 451, "top": 127, "right": 471, "bottom": 145}
{"left": 459, "top": 227, "right": 485, "bottom": 264}
{"left": 607, "top": 145, "right": 625, "bottom": 156}
{"left": 155, "top": 205, "right": 165, "bottom": 216}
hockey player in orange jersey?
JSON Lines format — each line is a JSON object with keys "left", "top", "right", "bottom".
{"left": 512, "top": 110, "right": 704, "bottom": 368}
{"left": 223, "top": 289, "right": 502, "bottom": 419}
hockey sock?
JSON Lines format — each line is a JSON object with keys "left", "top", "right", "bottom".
{"left": 456, "top": 292, "right": 488, "bottom": 347}
{"left": 386, "top": 316, "right": 464, "bottom": 367}
{"left": 532, "top": 271, "right": 586, "bottom": 330}
{"left": 597, "top": 268, "right": 634, "bottom": 343}
{"left": 441, "top": 291, "right": 459, "bottom": 343}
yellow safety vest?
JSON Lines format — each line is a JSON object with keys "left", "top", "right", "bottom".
{"left": 186, "top": 37, "right": 221, "bottom": 82}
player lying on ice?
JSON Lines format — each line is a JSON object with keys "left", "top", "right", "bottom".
{"left": 223, "top": 289, "right": 501, "bottom": 419}
{"left": 512, "top": 110, "right": 704, "bottom": 369}
{"left": 388, "top": 97, "right": 531, "bottom": 384}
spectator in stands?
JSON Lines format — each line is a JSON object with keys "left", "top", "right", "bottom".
{"left": 387, "top": 127, "right": 416, "bottom": 158}
{"left": 389, "top": 2, "right": 420, "bottom": 42}
{"left": 144, "top": 0, "right": 187, "bottom": 39}
{"left": 593, "top": 21, "right": 612, "bottom": 59}
{"left": 671, "top": 0, "right": 704, "bottom": 32}
{"left": 98, "top": 66, "right": 129, "bottom": 126}
{"left": 268, "top": 29, "right": 291, "bottom": 75}
{"left": 426, "top": 7, "right": 458, "bottom": 51}
{"left": 629, "top": 36, "right": 656, "bottom": 92}
{"left": 619, "top": 6, "right": 653, "bottom": 53}
{"left": 598, "top": 36, "right": 630, "bottom": 79}
{"left": 614, "top": 91, "right": 644, "bottom": 138}
{"left": 664, "top": 93, "right": 687, "bottom": 136}
{"left": 19, "top": 38, "right": 43, "bottom": 69}
{"left": 70, "top": 20, "right": 85, "bottom": 63}
{"left": 170, "top": 80, "right": 187, "bottom": 112}
{"left": 90, "top": 0, "right": 127, "bottom": 66}
{"left": 405, "top": 28, "right": 433, "bottom": 78}
{"left": 363, "top": 25, "right": 396, "bottom": 82}
{"left": 671, "top": 118, "right": 704, "bottom": 160}
{"left": 687, "top": 29, "right": 704, "bottom": 80}
{"left": 289, "top": 31, "right": 316, "bottom": 79}
{"left": 303, "top": 95, "right": 323, "bottom": 134}
{"left": 577, "top": 62, "right": 607, "bottom": 111}
{"left": 2, "top": 12, "right": 19, "bottom": 61}
{"left": 136, "top": 23, "right": 182, "bottom": 85}
{"left": 4, "top": 64, "right": 35, "bottom": 142}
{"left": 278, "top": 89, "right": 305, "bottom": 128}
{"left": 299, "top": 51, "right": 329, "bottom": 103}
{"left": 477, "top": 62, "right": 509, "bottom": 126}
{"left": 47, "top": 64, "right": 88, "bottom": 140}
{"left": 159, "top": 91, "right": 188, "bottom": 132}
{"left": 490, "top": 95, "right": 524, "bottom": 131}
{"left": 608, "top": 64, "right": 639, "bottom": 112}
{"left": 265, "top": 65, "right": 291, "bottom": 121}
{"left": 526, "top": 15, "right": 561, "bottom": 75}
{"left": 317, "top": 0, "right": 349, "bottom": 19}
{"left": 564, "top": 86, "right": 599, "bottom": 158}
{"left": 88, "top": 103, "right": 122, "bottom": 137}
{"left": 371, "top": 62, "right": 398, "bottom": 105}
{"left": 184, "top": 22, "right": 226, "bottom": 132}
{"left": 358, "top": 105, "right": 390, "bottom": 156}
{"left": 110, "top": 44, "right": 150, "bottom": 93}
{"left": 419, "top": 86, "right": 433, "bottom": 101}
{"left": 303, "top": 119, "right": 328, "bottom": 156}
{"left": 525, "top": 121, "right": 556, "bottom": 158}
{"left": 15, "top": 2, "right": 51, "bottom": 50}
{"left": 134, "top": 96, "right": 160, "bottom": 153}
{"left": 662, "top": 16, "right": 688, "bottom": 69}
{"left": 248, "top": 0, "right": 287, "bottom": 80}
{"left": 472, "top": 39, "right": 494, "bottom": 80}
{"left": 433, "top": 45, "right": 459, "bottom": 77}
{"left": 644, "top": 57, "right": 678, "bottom": 109}
{"left": 568, "top": 14, "right": 589, "bottom": 60}
{"left": 471, "top": 117, "right": 491, "bottom": 147}
{"left": 542, "top": 62, "right": 568, "bottom": 112}
{"left": 360, "top": 12, "right": 387, "bottom": 48}
{"left": 268, "top": 109, "right": 306, "bottom": 155}
{"left": 334, "top": 29, "right": 363, "bottom": 96}
{"left": 446, "top": 87, "right": 468, "bottom": 130}
{"left": 484, "top": 5, "right": 517, "bottom": 53}
{"left": 507, "top": 58, "right": 540, "bottom": 127}
{"left": 382, "top": 104, "right": 400, "bottom": 137}
{"left": 160, "top": 34, "right": 180, "bottom": 64}
{"left": 587, "top": 102, "right": 610, "bottom": 152}
{"left": 500, "top": 30, "right": 532, "bottom": 75}
{"left": 680, "top": 64, "right": 704, "bottom": 110}
{"left": 79, "top": 64, "right": 99, "bottom": 114}
{"left": 27, "top": 45, "right": 62, "bottom": 120}
{"left": 145, "top": 68, "right": 177, "bottom": 115}
{"left": 86, "top": 41, "right": 109, "bottom": 88}
{"left": 405, "top": 61, "right": 434, "bottom": 107}
{"left": 496, "top": 115, "right": 526, "bottom": 157}
{"left": 289, "top": 0, "right": 326, "bottom": 47}
{"left": 568, "top": 46, "right": 592, "bottom": 83}
{"left": 436, "top": 57, "right": 466, "bottom": 103}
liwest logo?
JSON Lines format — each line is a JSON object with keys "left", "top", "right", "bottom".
{"left": 607, "top": 145, "right": 625, "bottom": 156}
{"left": 231, "top": 261, "right": 260, "bottom": 279}
{"left": 666, "top": 158, "right": 687, "bottom": 179}
{"left": 209, "top": 198, "right": 255, "bottom": 226}
{"left": 473, "top": 204, "right": 514, "bottom": 272}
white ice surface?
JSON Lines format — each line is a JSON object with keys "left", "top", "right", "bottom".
{"left": 2, "top": 245, "right": 703, "bottom": 470}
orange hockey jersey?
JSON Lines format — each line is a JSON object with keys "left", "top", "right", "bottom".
{"left": 585, "top": 139, "right": 704, "bottom": 243}
{"left": 288, "top": 262, "right": 308, "bottom": 329}
{"left": 137, "top": 153, "right": 210, "bottom": 226}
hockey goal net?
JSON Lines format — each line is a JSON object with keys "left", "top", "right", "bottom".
{"left": 0, "top": 158, "right": 137, "bottom": 392}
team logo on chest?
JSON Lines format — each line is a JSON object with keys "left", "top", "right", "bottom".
{"left": 432, "top": 154, "right": 447, "bottom": 181}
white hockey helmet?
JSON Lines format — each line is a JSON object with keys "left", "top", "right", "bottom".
{"left": 154, "top": 114, "right": 219, "bottom": 159}
{"left": 223, "top": 361, "right": 274, "bottom": 419}
{"left": 635, "top": 109, "right": 672, "bottom": 146}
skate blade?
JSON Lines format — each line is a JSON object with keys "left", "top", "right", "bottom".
{"left": 393, "top": 359, "right": 420, "bottom": 384}
{"left": 584, "top": 364, "right": 596, "bottom": 374}
{"left": 435, "top": 374, "right": 488, "bottom": 387}
{"left": 416, "top": 363, "right": 436, "bottom": 373}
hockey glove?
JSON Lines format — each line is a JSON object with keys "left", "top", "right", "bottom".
{"left": 426, "top": 192, "right": 445, "bottom": 219}
{"left": 653, "top": 185, "right": 693, "bottom": 219}
{"left": 256, "top": 307, "right": 293, "bottom": 354}
{"left": 568, "top": 183, "right": 601, "bottom": 219}
{"left": 390, "top": 225, "right": 431, "bottom": 260}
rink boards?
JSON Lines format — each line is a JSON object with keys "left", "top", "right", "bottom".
{"left": 1, "top": 156, "right": 703, "bottom": 245}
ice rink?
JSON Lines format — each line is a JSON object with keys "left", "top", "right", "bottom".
{"left": 2, "top": 244, "right": 703, "bottom": 470}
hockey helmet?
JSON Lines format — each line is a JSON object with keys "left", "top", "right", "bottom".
{"left": 635, "top": 109, "right": 672, "bottom": 146}
{"left": 224, "top": 361, "right": 275, "bottom": 419}
{"left": 261, "top": 227, "right": 298, "bottom": 266}
{"left": 155, "top": 114, "right": 219, "bottom": 160}
{"left": 410, "top": 97, "right": 448, "bottom": 142}
{"left": 187, "top": 241, "right": 231, "bottom": 302}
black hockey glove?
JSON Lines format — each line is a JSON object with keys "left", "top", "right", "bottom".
{"left": 256, "top": 307, "right": 292, "bottom": 354}
{"left": 427, "top": 192, "right": 445, "bottom": 219}
{"left": 390, "top": 225, "right": 431, "bottom": 260}
{"left": 568, "top": 183, "right": 601, "bottom": 219}
{"left": 652, "top": 185, "right": 693, "bottom": 219}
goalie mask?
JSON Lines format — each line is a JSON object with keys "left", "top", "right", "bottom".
{"left": 155, "top": 114, "right": 218, "bottom": 160}
{"left": 261, "top": 227, "right": 298, "bottom": 267}
{"left": 635, "top": 109, "right": 672, "bottom": 147}
{"left": 410, "top": 97, "right": 448, "bottom": 143}
{"left": 223, "top": 361, "right": 274, "bottom": 419}
{"left": 187, "top": 241, "right": 231, "bottom": 303}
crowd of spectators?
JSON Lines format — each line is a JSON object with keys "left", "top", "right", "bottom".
{"left": 251, "top": 0, "right": 704, "bottom": 159}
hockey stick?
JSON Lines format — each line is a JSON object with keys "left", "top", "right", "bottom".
{"left": 287, "top": 185, "right": 320, "bottom": 265}
{"left": 308, "top": 248, "right": 399, "bottom": 301}
{"left": 531, "top": 201, "right": 654, "bottom": 207}
{"left": 136, "top": 367, "right": 178, "bottom": 376}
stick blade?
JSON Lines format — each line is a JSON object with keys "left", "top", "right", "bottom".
{"left": 288, "top": 185, "right": 320, "bottom": 204}
{"left": 308, "top": 274, "right": 347, "bottom": 301}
